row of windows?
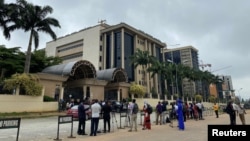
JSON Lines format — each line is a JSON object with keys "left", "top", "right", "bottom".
{"left": 57, "top": 43, "right": 83, "bottom": 53}
{"left": 137, "top": 39, "right": 145, "bottom": 45}
{"left": 61, "top": 52, "right": 83, "bottom": 61}
{"left": 138, "top": 70, "right": 145, "bottom": 74}
{"left": 138, "top": 80, "right": 146, "bottom": 85}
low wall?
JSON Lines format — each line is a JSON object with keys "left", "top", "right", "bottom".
{"left": 135, "top": 98, "right": 214, "bottom": 110}
{"left": 0, "top": 95, "right": 216, "bottom": 113}
{"left": 0, "top": 95, "right": 58, "bottom": 113}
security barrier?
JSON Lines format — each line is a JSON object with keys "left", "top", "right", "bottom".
{"left": 54, "top": 115, "right": 75, "bottom": 141}
{"left": 0, "top": 118, "right": 21, "bottom": 141}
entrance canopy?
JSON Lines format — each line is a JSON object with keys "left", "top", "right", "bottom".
{"left": 97, "top": 68, "right": 128, "bottom": 83}
{"left": 42, "top": 60, "right": 96, "bottom": 80}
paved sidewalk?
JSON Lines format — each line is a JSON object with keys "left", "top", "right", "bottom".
{"left": 51, "top": 110, "right": 250, "bottom": 141}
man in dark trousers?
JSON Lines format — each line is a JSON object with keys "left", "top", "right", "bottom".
{"left": 102, "top": 101, "right": 112, "bottom": 133}
{"left": 90, "top": 99, "right": 102, "bottom": 136}
{"left": 77, "top": 100, "right": 89, "bottom": 135}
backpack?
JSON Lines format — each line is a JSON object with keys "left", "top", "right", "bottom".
{"left": 166, "top": 116, "right": 171, "bottom": 123}
{"left": 132, "top": 103, "right": 139, "bottom": 114}
{"left": 225, "top": 104, "right": 233, "bottom": 114}
{"left": 147, "top": 104, "right": 153, "bottom": 114}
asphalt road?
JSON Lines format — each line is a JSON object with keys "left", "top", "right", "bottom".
{"left": 0, "top": 111, "right": 249, "bottom": 141}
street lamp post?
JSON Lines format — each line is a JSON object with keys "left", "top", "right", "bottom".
{"left": 238, "top": 88, "right": 243, "bottom": 102}
{"left": 167, "top": 59, "right": 178, "bottom": 97}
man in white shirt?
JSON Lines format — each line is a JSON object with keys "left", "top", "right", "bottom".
{"left": 232, "top": 101, "right": 238, "bottom": 124}
{"left": 196, "top": 101, "right": 204, "bottom": 120}
{"left": 90, "top": 99, "right": 102, "bottom": 136}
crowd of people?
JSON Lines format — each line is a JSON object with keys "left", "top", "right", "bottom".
{"left": 73, "top": 98, "right": 247, "bottom": 137}
{"left": 223, "top": 100, "right": 247, "bottom": 125}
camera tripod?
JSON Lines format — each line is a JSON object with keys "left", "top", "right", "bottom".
{"left": 111, "top": 111, "right": 119, "bottom": 132}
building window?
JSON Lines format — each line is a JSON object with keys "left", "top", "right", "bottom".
{"left": 99, "top": 67, "right": 102, "bottom": 70}
{"left": 100, "top": 45, "right": 102, "bottom": 51}
{"left": 100, "top": 35, "right": 102, "bottom": 41}
{"left": 99, "top": 56, "right": 102, "bottom": 62}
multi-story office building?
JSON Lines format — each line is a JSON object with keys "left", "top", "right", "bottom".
{"left": 45, "top": 22, "right": 166, "bottom": 100}
{"left": 162, "top": 46, "right": 200, "bottom": 98}
{"left": 218, "top": 75, "right": 234, "bottom": 100}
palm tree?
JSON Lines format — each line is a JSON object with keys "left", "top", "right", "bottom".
{"left": 0, "top": 0, "right": 8, "bottom": 37}
{"left": 129, "top": 48, "right": 155, "bottom": 95}
{"left": 12, "top": 0, "right": 61, "bottom": 73}
{"left": 0, "top": 0, "right": 17, "bottom": 39}
{"left": 175, "top": 64, "right": 192, "bottom": 98}
{"left": 147, "top": 60, "right": 168, "bottom": 98}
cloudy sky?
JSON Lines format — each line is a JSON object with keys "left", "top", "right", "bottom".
{"left": 1, "top": 0, "right": 249, "bottom": 100}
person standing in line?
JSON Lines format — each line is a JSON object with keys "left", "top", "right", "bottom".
{"left": 90, "top": 99, "right": 102, "bottom": 136}
{"left": 142, "top": 101, "right": 151, "bottom": 130}
{"left": 155, "top": 101, "right": 162, "bottom": 125}
{"left": 102, "top": 101, "right": 112, "bottom": 133}
{"left": 189, "top": 103, "right": 194, "bottom": 119}
{"left": 182, "top": 101, "right": 188, "bottom": 122}
{"left": 236, "top": 103, "right": 247, "bottom": 125}
{"left": 213, "top": 102, "right": 219, "bottom": 118}
{"left": 196, "top": 101, "right": 204, "bottom": 120}
{"left": 226, "top": 100, "right": 236, "bottom": 125}
{"left": 177, "top": 99, "right": 185, "bottom": 130}
{"left": 128, "top": 99, "right": 138, "bottom": 132}
{"left": 161, "top": 101, "right": 167, "bottom": 125}
{"left": 232, "top": 101, "right": 238, "bottom": 124}
{"left": 193, "top": 102, "right": 198, "bottom": 121}
{"left": 77, "top": 100, "right": 89, "bottom": 135}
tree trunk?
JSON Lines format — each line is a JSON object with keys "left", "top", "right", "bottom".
{"left": 24, "top": 30, "right": 33, "bottom": 73}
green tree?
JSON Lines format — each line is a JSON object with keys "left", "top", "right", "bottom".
{"left": 30, "top": 49, "right": 62, "bottom": 73}
{"left": 0, "top": 45, "right": 25, "bottom": 80}
{"left": 0, "top": 0, "right": 17, "bottom": 39}
{"left": 3, "top": 73, "right": 42, "bottom": 96}
{"left": 129, "top": 48, "right": 155, "bottom": 93}
{"left": 129, "top": 82, "right": 146, "bottom": 98}
{"left": 208, "top": 95, "right": 217, "bottom": 103}
{"left": 0, "top": 45, "right": 62, "bottom": 80}
{"left": 195, "top": 94, "right": 202, "bottom": 102}
{"left": 4, "top": 0, "right": 61, "bottom": 73}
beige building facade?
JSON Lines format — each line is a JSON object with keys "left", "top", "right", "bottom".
{"left": 45, "top": 22, "right": 166, "bottom": 100}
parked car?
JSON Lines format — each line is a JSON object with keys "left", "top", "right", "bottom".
{"left": 110, "top": 100, "right": 128, "bottom": 113}
{"left": 66, "top": 104, "right": 91, "bottom": 120}
{"left": 110, "top": 100, "right": 122, "bottom": 113}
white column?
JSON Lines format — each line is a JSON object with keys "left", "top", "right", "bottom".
{"left": 117, "top": 89, "right": 120, "bottom": 101}
{"left": 60, "top": 87, "right": 64, "bottom": 100}
{"left": 41, "top": 86, "right": 45, "bottom": 96}
{"left": 15, "top": 85, "right": 20, "bottom": 95}
{"left": 111, "top": 32, "right": 114, "bottom": 68}
{"left": 103, "top": 33, "right": 107, "bottom": 68}
{"left": 121, "top": 28, "right": 124, "bottom": 68}
{"left": 83, "top": 85, "right": 87, "bottom": 98}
